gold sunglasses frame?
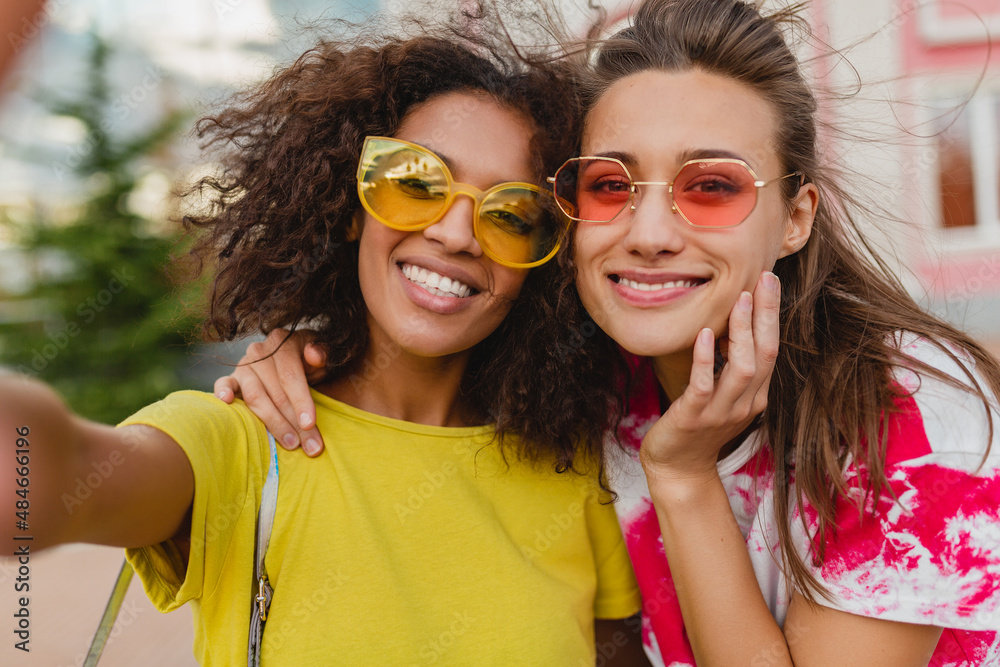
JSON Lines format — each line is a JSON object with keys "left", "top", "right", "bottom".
{"left": 547, "top": 156, "right": 803, "bottom": 228}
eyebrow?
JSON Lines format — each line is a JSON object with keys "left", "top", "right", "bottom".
{"left": 590, "top": 148, "right": 750, "bottom": 165}
{"left": 408, "top": 140, "right": 530, "bottom": 187}
{"left": 409, "top": 140, "right": 457, "bottom": 171}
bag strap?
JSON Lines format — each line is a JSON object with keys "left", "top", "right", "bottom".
{"left": 83, "top": 558, "right": 134, "bottom": 667}
{"left": 248, "top": 431, "right": 280, "bottom": 666}
{"left": 84, "top": 431, "right": 280, "bottom": 667}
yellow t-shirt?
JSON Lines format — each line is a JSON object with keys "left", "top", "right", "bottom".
{"left": 122, "top": 390, "right": 640, "bottom": 666}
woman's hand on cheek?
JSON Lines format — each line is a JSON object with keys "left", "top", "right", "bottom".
{"left": 213, "top": 328, "right": 328, "bottom": 456}
{"left": 640, "top": 272, "right": 780, "bottom": 487}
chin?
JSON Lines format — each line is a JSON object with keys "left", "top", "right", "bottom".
{"left": 606, "top": 330, "right": 687, "bottom": 358}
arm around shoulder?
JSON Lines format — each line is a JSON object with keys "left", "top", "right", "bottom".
{"left": 0, "top": 375, "right": 194, "bottom": 552}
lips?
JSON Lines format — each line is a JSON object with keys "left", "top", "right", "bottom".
{"left": 610, "top": 274, "right": 707, "bottom": 291}
{"left": 613, "top": 276, "right": 704, "bottom": 291}
{"left": 605, "top": 271, "right": 708, "bottom": 307}
{"left": 400, "top": 262, "right": 476, "bottom": 298}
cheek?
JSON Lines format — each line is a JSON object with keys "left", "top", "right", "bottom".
{"left": 729, "top": 212, "right": 790, "bottom": 273}
{"left": 490, "top": 267, "right": 528, "bottom": 304}
{"left": 571, "top": 228, "right": 603, "bottom": 273}
{"left": 357, "top": 222, "right": 404, "bottom": 268}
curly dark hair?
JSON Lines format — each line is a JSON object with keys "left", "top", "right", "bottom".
{"left": 181, "top": 20, "right": 627, "bottom": 475}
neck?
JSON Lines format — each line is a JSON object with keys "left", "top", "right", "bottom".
{"left": 650, "top": 348, "right": 757, "bottom": 462}
{"left": 320, "top": 328, "right": 475, "bottom": 428}
{"left": 651, "top": 349, "right": 695, "bottom": 402}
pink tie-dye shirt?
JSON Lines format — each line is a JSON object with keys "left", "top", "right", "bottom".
{"left": 608, "top": 337, "right": 1000, "bottom": 666}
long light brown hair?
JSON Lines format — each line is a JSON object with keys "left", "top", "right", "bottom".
{"left": 580, "top": 0, "right": 1000, "bottom": 600}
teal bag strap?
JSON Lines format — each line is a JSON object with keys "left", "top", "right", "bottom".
{"left": 248, "top": 431, "right": 280, "bottom": 666}
{"left": 85, "top": 432, "right": 280, "bottom": 667}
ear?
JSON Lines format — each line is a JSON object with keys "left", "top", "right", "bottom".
{"left": 346, "top": 209, "right": 364, "bottom": 242}
{"left": 778, "top": 182, "right": 817, "bottom": 258}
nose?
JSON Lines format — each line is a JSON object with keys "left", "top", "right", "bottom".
{"left": 621, "top": 185, "right": 685, "bottom": 257}
{"left": 421, "top": 192, "right": 483, "bottom": 257}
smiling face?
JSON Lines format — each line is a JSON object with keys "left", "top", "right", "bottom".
{"left": 355, "top": 91, "right": 534, "bottom": 361}
{"left": 572, "top": 68, "right": 815, "bottom": 367}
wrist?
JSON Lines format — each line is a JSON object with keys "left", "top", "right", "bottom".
{"left": 641, "top": 455, "right": 724, "bottom": 508}
{"left": 639, "top": 444, "right": 719, "bottom": 486}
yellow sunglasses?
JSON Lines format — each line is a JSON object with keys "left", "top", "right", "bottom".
{"left": 356, "top": 137, "right": 565, "bottom": 269}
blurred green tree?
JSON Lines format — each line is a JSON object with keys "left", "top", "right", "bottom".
{"left": 0, "top": 36, "right": 202, "bottom": 424}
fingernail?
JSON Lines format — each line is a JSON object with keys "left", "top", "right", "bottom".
{"left": 282, "top": 433, "right": 297, "bottom": 448}
{"left": 299, "top": 412, "right": 312, "bottom": 429}
{"left": 763, "top": 272, "right": 779, "bottom": 291}
{"left": 739, "top": 292, "right": 752, "bottom": 310}
{"left": 699, "top": 328, "right": 713, "bottom": 345}
{"left": 304, "top": 439, "right": 320, "bottom": 456}
{"left": 215, "top": 391, "right": 227, "bottom": 400}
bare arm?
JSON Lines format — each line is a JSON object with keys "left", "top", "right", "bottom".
{"left": 595, "top": 614, "right": 651, "bottom": 666}
{"left": 641, "top": 274, "right": 942, "bottom": 665}
{"left": 1, "top": 375, "right": 194, "bottom": 553}
{"left": 0, "top": 0, "right": 44, "bottom": 84}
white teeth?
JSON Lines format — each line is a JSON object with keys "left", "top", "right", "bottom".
{"left": 401, "top": 263, "right": 472, "bottom": 298}
{"left": 619, "top": 278, "right": 700, "bottom": 291}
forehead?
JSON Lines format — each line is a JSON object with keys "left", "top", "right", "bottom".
{"left": 395, "top": 91, "right": 535, "bottom": 184}
{"left": 582, "top": 69, "right": 779, "bottom": 174}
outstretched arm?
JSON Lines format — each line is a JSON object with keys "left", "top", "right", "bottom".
{"left": 639, "top": 273, "right": 942, "bottom": 665}
{"left": 1, "top": 375, "right": 193, "bottom": 553}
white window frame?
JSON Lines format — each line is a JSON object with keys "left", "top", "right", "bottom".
{"left": 920, "top": 89, "right": 1000, "bottom": 251}
{"left": 918, "top": 1, "right": 1000, "bottom": 46}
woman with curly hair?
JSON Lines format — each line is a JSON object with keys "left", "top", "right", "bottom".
{"left": 0, "top": 19, "right": 649, "bottom": 667}
{"left": 229, "top": 0, "right": 1000, "bottom": 664}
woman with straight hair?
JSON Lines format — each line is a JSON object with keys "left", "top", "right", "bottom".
{"left": 566, "top": 1, "right": 1000, "bottom": 663}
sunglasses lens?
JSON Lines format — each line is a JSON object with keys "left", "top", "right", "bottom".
{"left": 672, "top": 161, "right": 758, "bottom": 227}
{"left": 554, "top": 158, "right": 631, "bottom": 223}
{"left": 478, "top": 187, "right": 560, "bottom": 266}
{"left": 358, "top": 140, "right": 450, "bottom": 229}
{"left": 358, "top": 138, "right": 562, "bottom": 267}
